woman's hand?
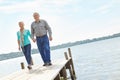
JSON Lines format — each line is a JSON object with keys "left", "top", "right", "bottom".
{"left": 32, "top": 38, "right": 36, "bottom": 43}
{"left": 18, "top": 46, "right": 21, "bottom": 51}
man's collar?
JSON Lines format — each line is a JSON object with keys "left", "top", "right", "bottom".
{"left": 35, "top": 20, "right": 40, "bottom": 23}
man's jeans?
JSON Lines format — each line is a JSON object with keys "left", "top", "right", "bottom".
{"left": 22, "top": 44, "right": 31, "bottom": 65}
{"left": 36, "top": 35, "right": 51, "bottom": 63}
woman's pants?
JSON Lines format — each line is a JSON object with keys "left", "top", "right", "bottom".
{"left": 21, "top": 44, "right": 32, "bottom": 65}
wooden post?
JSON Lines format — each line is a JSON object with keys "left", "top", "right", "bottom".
{"left": 60, "top": 66, "right": 67, "bottom": 80}
{"left": 68, "top": 48, "right": 76, "bottom": 79}
{"left": 67, "top": 62, "right": 75, "bottom": 80}
{"left": 54, "top": 74, "right": 60, "bottom": 80}
{"left": 64, "top": 51, "right": 75, "bottom": 80}
{"left": 64, "top": 52, "right": 68, "bottom": 60}
{"left": 68, "top": 48, "right": 72, "bottom": 57}
{"left": 20, "top": 62, "right": 25, "bottom": 69}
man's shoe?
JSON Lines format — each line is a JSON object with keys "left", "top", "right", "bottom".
{"left": 48, "top": 62, "right": 52, "bottom": 66}
{"left": 43, "top": 63, "right": 47, "bottom": 66}
{"left": 43, "top": 62, "right": 52, "bottom": 66}
{"left": 46, "top": 62, "right": 52, "bottom": 66}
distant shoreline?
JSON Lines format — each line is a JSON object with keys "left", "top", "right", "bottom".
{"left": 0, "top": 32, "right": 120, "bottom": 61}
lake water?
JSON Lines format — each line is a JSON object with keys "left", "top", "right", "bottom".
{"left": 1, "top": 37, "right": 120, "bottom": 80}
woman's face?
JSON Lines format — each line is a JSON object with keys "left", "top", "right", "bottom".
{"left": 19, "top": 22, "right": 24, "bottom": 29}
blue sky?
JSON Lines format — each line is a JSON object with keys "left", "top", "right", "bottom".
{"left": 0, "top": 0, "right": 120, "bottom": 54}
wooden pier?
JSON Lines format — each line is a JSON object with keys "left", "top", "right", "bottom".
{"left": 0, "top": 48, "right": 76, "bottom": 80}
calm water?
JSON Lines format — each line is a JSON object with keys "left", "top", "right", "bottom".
{"left": 1, "top": 37, "right": 120, "bottom": 80}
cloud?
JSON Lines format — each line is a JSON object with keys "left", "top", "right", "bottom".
{"left": 0, "top": 1, "right": 40, "bottom": 13}
{"left": 44, "top": 0, "right": 77, "bottom": 7}
{"left": 0, "top": 0, "right": 19, "bottom": 6}
{"left": 0, "top": 0, "right": 4, "bottom": 2}
{"left": 0, "top": 0, "right": 77, "bottom": 14}
{"left": 91, "top": 4, "right": 111, "bottom": 14}
{"left": 111, "top": 0, "right": 120, "bottom": 3}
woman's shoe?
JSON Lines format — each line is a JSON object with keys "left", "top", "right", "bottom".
{"left": 27, "top": 66, "right": 32, "bottom": 70}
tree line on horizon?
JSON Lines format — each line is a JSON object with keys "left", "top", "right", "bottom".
{"left": 0, "top": 32, "right": 120, "bottom": 61}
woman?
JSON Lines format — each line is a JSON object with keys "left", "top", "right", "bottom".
{"left": 17, "top": 21, "right": 32, "bottom": 70}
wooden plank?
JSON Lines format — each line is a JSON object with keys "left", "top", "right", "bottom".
{"left": 60, "top": 66, "right": 67, "bottom": 80}
{"left": 1, "top": 59, "right": 70, "bottom": 80}
{"left": 54, "top": 74, "right": 60, "bottom": 80}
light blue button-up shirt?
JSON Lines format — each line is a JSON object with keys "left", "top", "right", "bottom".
{"left": 17, "top": 29, "right": 31, "bottom": 46}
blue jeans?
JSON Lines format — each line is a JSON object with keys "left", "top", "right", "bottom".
{"left": 22, "top": 44, "right": 31, "bottom": 65}
{"left": 36, "top": 35, "right": 51, "bottom": 63}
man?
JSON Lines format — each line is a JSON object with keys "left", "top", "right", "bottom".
{"left": 31, "top": 12, "right": 53, "bottom": 66}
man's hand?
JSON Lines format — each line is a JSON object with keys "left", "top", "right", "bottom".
{"left": 49, "top": 36, "right": 53, "bottom": 41}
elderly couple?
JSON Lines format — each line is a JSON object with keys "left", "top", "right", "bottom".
{"left": 17, "top": 12, "right": 53, "bottom": 70}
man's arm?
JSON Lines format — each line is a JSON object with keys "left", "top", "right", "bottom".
{"left": 31, "top": 23, "right": 36, "bottom": 42}
{"left": 44, "top": 20, "right": 53, "bottom": 41}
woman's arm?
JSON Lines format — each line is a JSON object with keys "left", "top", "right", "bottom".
{"left": 28, "top": 30, "right": 36, "bottom": 42}
{"left": 18, "top": 40, "right": 21, "bottom": 51}
{"left": 17, "top": 32, "right": 21, "bottom": 51}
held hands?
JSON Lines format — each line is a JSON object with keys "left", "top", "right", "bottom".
{"left": 32, "top": 38, "right": 36, "bottom": 43}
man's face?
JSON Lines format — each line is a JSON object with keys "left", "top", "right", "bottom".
{"left": 33, "top": 13, "right": 40, "bottom": 21}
